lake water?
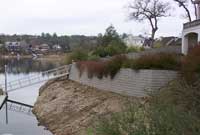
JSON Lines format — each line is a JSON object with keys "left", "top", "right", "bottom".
{"left": 0, "top": 58, "right": 64, "bottom": 135}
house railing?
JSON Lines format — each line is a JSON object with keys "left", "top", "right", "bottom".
{"left": 183, "top": 19, "right": 200, "bottom": 29}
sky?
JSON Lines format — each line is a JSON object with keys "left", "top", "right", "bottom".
{"left": 0, "top": 0, "right": 196, "bottom": 37}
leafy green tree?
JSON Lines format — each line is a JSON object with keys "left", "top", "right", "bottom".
{"left": 102, "top": 25, "right": 120, "bottom": 47}
{"left": 94, "top": 25, "right": 127, "bottom": 57}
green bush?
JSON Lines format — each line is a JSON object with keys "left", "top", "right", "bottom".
{"left": 153, "top": 78, "right": 200, "bottom": 118}
{"left": 124, "top": 53, "right": 180, "bottom": 70}
{"left": 126, "top": 46, "right": 144, "bottom": 53}
{"left": 87, "top": 52, "right": 100, "bottom": 61}
{"left": 94, "top": 101, "right": 200, "bottom": 135}
{"left": 93, "top": 47, "right": 108, "bottom": 57}
{"left": 153, "top": 41, "right": 163, "bottom": 48}
{"left": 65, "top": 49, "right": 88, "bottom": 64}
{"left": 106, "top": 55, "right": 127, "bottom": 78}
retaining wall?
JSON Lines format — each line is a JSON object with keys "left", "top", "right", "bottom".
{"left": 69, "top": 64, "right": 178, "bottom": 97}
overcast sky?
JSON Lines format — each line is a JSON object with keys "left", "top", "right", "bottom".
{"left": 0, "top": 0, "right": 196, "bottom": 37}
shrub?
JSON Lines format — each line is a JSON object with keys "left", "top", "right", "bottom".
{"left": 126, "top": 46, "right": 144, "bottom": 53}
{"left": 153, "top": 41, "right": 163, "bottom": 48}
{"left": 88, "top": 54, "right": 100, "bottom": 61}
{"left": 153, "top": 78, "right": 200, "bottom": 118}
{"left": 124, "top": 53, "right": 180, "bottom": 70}
{"left": 181, "top": 45, "right": 200, "bottom": 83}
{"left": 93, "top": 47, "right": 108, "bottom": 57}
{"left": 76, "top": 61, "right": 108, "bottom": 79}
{"left": 106, "top": 55, "right": 128, "bottom": 78}
{"left": 93, "top": 39, "right": 127, "bottom": 57}
{"left": 76, "top": 55, "right": 127, "bottom": 79}
{"left": 65, "top": 49, "right": 88, "bottom": 64}
{"left": 76, "top": 53, "right": 180, "bottom": 79}
{"left": 94, "top": 100, "right": 200, "bottom": 135}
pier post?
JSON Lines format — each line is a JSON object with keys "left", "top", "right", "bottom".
{"left": 4, "top": 65, "right": 8, "bottom": 124}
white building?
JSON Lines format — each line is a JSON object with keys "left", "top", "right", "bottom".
{"left": 182, "top": 0, "right": 200, "bottom": 54}
{"left": 124, "top": 35, "right": 145, "bottom": 47}
{"left": 53, "top": 44, "right": 62, "bottom": 51}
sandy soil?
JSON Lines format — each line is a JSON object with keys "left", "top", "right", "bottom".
{"left": 33, "top": 77, "right": 136, "bottom": 135}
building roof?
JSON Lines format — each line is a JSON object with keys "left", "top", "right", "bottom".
{"left": 155, "top": 36, "right": 181, "bottom": 46}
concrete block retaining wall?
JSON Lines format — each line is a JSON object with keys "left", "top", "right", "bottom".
{"left": 69, "top": 64, "right": 178, "bottom": 97}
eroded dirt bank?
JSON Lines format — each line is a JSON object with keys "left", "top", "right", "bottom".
{"left": 33, "top": 77, "right": 136, "bottom": 135}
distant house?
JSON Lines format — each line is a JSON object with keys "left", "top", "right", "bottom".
{"left": 31, "top": 44, "right": 40, "bottom": 51}
{"left": 5, "top": 41, "right": 28, "bottom": 52}
{"left": 40, "top": 44, "right": 50, "bottom": 52}
{"left": 124, "top": 35, "right": 145, "bottom": 47}
{"left": 52, "top": 44, "right": 62, "bottom": 51}
{"left": 5, "top": 42, "right": 20, "bottom": 52}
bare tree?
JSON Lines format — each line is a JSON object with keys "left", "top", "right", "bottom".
{"left": 173, "top": 0, "right": 197, "bottom": 22}
{"left": 191, "top": 0, "right": 198, "bottom": 19}
{"left": 128, "top": 0, "right": 171, "bottom": 45}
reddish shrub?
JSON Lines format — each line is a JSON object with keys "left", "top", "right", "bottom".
{"left": 76, "top": 55, "right": 128, "bottom": 79}
{"left": 181, "top": 45, "right": 200, "bottom": 83}
{"left": 76, "top": 60, "right": 108, "bottom": 79}
{"left": 76, "top": 53, "right": 180, "bottom": 79}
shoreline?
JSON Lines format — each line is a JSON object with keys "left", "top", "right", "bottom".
{"left": 0, "top": 55, "right": 32, "bottom": 59}
{"left": 0, "top": 54, "right": 66, "bottom": 62}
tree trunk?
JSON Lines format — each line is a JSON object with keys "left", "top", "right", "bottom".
{"left": 150, "top": 28, "right": 157, "bottom": 47}
{"left": 184, "top": 5, "right": 192, "bottom": 22}
{"left": 191, "top": 0, "right": 197, "bottom": 19}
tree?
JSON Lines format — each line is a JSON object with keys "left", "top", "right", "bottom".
{"left": 174, "top": 0, "right": 192, "bottom": 22}
{"left": 102, "top": 25, "right": 120, "bottom": 46}
{"left": 173, "top": 0, "right": 197, "bottom": 22}
{"left": 94, "top": 25, "right": 127, "bottom": 57}
{"left": 128, "top": 0, "right": 171, "bottom": 45}
{"left": 191, "top": 0, "right": 198, "bottom": 19}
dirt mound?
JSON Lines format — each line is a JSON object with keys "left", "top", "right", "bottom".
{"left": 33, "top": 78, "right": 136, "bottom": 135}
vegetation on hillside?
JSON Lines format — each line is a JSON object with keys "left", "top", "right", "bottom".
{"left": 181, "top": 45, "right": 200, "bottom": 83}
{"left": 76, "top": 53, "right": 180, "bottom": 79}
{"left": 88, "top": 46, "right": 200, "bottom": 135}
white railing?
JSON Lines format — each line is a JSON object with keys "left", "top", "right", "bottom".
{"left": 0, "top": 65, "right": 70, "bottom": 93}
{"left": 2, "top": 102, "right": 33, "bottom": 116}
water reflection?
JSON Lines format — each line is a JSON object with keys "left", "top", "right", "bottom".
{"left": 0, "top": 58, "right": 63, "bottom": 135}
{"left": 0, "top": 58, "right": 63, "bottom": 74}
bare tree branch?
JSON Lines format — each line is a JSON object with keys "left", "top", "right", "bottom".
{"left": 190, "top": 0, "right": 198, "bottom": 19}
{"left": 128, "top": 0, "right": 171, "bottom": 46}
{"left": 173, "top": 0, "right": 192, "bottom": 22}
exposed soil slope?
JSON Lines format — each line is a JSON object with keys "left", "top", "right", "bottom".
{"left": 33, "top": 77, "right": 135, "bottom": 135}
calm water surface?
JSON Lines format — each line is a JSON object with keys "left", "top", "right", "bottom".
{"left": 0, "top": 58, "right": 63, "bottom": 135}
